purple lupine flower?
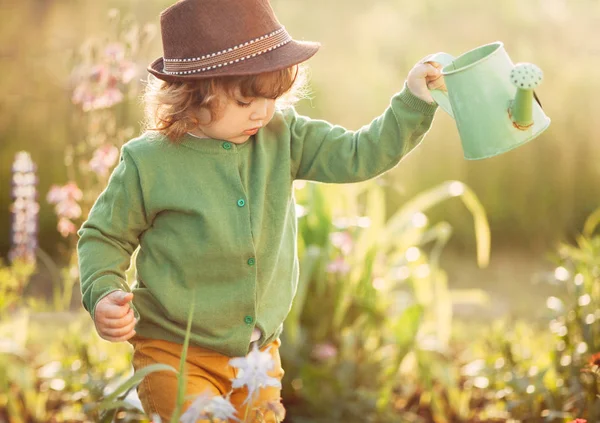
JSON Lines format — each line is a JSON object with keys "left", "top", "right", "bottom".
{"left": 9, "top": 152, "right": 39, "bottom": 263}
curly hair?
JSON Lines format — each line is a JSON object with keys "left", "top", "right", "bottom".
{"left": 142, "top": 65, "right": 308, "bottom": 141}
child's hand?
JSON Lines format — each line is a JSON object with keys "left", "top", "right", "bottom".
{"left": 94, "top": 290, "right": 137, "bottom": 342}
{"left": 406, "top": 56, "right": 447, "bottom": 104}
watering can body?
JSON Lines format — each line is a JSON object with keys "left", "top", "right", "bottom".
{"left": 428, "top": 42, "right": 551, "bottom": 160}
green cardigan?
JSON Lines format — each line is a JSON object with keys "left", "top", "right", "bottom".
{"left": 77, "top": 85, "right": 438, "bottom": 357}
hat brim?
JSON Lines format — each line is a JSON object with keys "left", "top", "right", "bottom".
{"left": 147, "top": 40, "right": 320, "bottom": 82}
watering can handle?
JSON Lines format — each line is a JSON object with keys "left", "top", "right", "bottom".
{"left": 423, "top": 52, "right": 456, "bottom": 119}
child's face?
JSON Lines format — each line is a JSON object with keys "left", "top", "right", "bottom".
{"left": 192, "top": 87, "right": 277, "bottom": 144}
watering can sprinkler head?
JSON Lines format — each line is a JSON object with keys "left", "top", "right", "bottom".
{"left": 509, "top": 63, "right": 543, "bottom": 129}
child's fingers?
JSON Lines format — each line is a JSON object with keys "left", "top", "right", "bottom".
{"left": 427, "top": 77, "right": 446, "bottom": 91}
{"left": 99, "top": 302, "right": 132, "bottom": 319}
{"left": 100, "top": 318, "right": 137, "bottom": 338}
{"left": 427, "top": 61, "right": 443, "bottom": 70}
{"left": 101, "top": 329, "right": 137, "bottom": 343}
{"left": 99, "top": 309, "right": 135, "bottom": 328}
{"left": 411, "top": 62, "right": 439, "bottom": 78}
{"left": 423, "top": 63, "right": 446, "bottom": 91}
{"left": 424, "top": 63, "right": 442, "bottom": 78}
{"left": 105, "top": 290, "right": 134, "bottom": 306}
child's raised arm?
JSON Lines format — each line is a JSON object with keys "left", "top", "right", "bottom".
{"left": 288, "top": 59, "right": 444, "bottom": 183}
{"left": 288, "top": 84, "right": 438, "bottom": 183}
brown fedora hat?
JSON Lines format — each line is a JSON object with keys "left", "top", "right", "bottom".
{"left": 148, "top": 0, "right": 320, "bottom": 82}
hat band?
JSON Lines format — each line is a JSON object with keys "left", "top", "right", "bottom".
{"left": 163, "top": 27, "right": 292, "bottom": 75}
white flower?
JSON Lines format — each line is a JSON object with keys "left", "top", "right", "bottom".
{"left": 180, "top": 391, "right": 238, "bottom": 423}
{"left": 180, "top": 392, "right": 212, "bottom": 423}
{"left": 203, "top": 396, "right": 238, "bottom": 422}
{"left": 229, "top": 344, "right": 281, "bottom": 404}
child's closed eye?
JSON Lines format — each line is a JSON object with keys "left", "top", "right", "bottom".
{"left": 237, "top": 99, "right": 253, "bottom": 107}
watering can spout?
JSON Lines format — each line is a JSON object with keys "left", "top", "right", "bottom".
{"left": 509, "top": 63, "right": 544, "bottom": 129}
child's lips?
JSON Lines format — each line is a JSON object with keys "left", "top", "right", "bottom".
{"left": 243, "top": 127, "right": 261, "bottom": 135}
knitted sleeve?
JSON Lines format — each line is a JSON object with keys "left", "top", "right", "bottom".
{"left": 288, "top": 84, "right": 438, "bottom": 183}
{"left": 77, "top": 146, "right": 149, "bottom": 320}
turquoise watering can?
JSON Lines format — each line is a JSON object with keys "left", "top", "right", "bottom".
{"left": 426, "top": 41, "right": 551, "bottom": 160}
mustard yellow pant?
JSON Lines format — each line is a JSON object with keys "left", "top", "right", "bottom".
{"left": 130, "top": 336, "right": 285, "bottom": 422}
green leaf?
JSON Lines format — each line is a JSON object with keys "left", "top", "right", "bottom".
{"left": 583, "top": 205, "right": 600, "bottom": 237}
{"left": 96, "top": 363, "right": 178, "bottom": 408}
{"left": 382, "top": 181, "right": 490, "bottom": 268}
{"left": 394, "top": 304, "right": 424, "bottom": 348}
{"left": 98, "top": 400, "right": 143, "bottom": 422}
{"left": 286, "top": 245, "right": 321, "bottom": 346}
{"left": 170, "top": 294, "right": 196, "bottom": 423}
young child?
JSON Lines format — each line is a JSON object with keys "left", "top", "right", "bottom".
{"left": 77, "top": 0, "right": 446, "bottom": 420}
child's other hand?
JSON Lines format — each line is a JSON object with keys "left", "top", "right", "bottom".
{"left": 406, "top": 56, "right": 447, "bottom": 104}
{"left": 94, "top": 290, "right": 137, "bottom": 342}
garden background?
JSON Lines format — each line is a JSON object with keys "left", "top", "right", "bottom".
{"left": 2, "top": 0, "right": 600, "bottom": 421}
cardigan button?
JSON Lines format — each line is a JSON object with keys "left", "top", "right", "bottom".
{"left": 244, "top": 315, "right": 254, "bottom": 325}
{"left": 247, "top": 258, "right": 255, "bottom": 266}
{"left": 222, "top": 142, "right": 232, "bottom": 150}
{"left": 237, "top": 199, "right": 246, "bottom": 207}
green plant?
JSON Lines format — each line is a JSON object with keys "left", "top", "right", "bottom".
{"left": 453, "top": 207, "right": 600, "bottom": 423}
{"left": 0, "top": 309, "right": 150, "bottom": 423}
{"left": 0, "top": 260, "right": 36, "bottom": 316}
{"left": 281, "top": 179, "right": 490, "bottom": 422}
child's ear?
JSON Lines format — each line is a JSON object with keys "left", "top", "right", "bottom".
{"left": 196, "top": 107, "right": 213, "bottom": 125}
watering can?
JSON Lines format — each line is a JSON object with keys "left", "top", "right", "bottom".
{"left": 425, "top": 41, "right": 551, "bottom": 160}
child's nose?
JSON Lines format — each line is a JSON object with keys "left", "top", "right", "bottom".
{"left": 250, "top": 99, "right": 269, "bottom": 120}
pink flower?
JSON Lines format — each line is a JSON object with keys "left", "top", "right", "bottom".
{"left": 330, "top": 231, "right": 353, "bottom": 255}
{"left": 90, "top": 87, "right": 124, "bottom": 110}
{"left": 89, "top": 144, "right": 119, "bottom": 177}
{"left": 47, "top": 186, "right": 65, "bottom": 204}
{"left": 47, "top": 183, "right": 82, "bottom": 205}
{"left": 120, "top": 61, "right": 137, "bottom": 84}
{"left": 57, "top": 218, "right": 77, "bottom": 238}
{"left": 312, "top": 343, "right": 338, "bottom": 361}
{"left": 47, "top": 182, "right": 83, "bottom": 234}
{"left": 55, "top": 200, "right": 82, "bottom": 220}
{"left": 64, "top": 182, "right": 83, "bottom": 201}
{"left": 90, "top": 64, "right": 110, "bottom": 84}
{"left": 326, "top": 257, "right": 350, "bottom": 274}
{"left": 104, "top": 43, "right": 125, "bottom": 61}
{"left": 71, "top": 83, "right": 95, "bottom": 110}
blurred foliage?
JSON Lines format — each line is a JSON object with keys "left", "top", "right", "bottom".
{"left": 447, "top": 209, "right": 600, "bottom": 423}
{"left": 0, "top": 309, "right": 145, "bottom": 422}
{"left": 6, "top": 184, "right": 600, "bottom": 422}
{"left": 0, "top": 259, "right": 36, "bottom": 316}
{"left": 280, "top": 180, "right": 494, "bottom": 422}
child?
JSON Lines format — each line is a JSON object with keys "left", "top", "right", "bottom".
{"left": 77, "top": 0, "right": 446, "bottom": 421}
